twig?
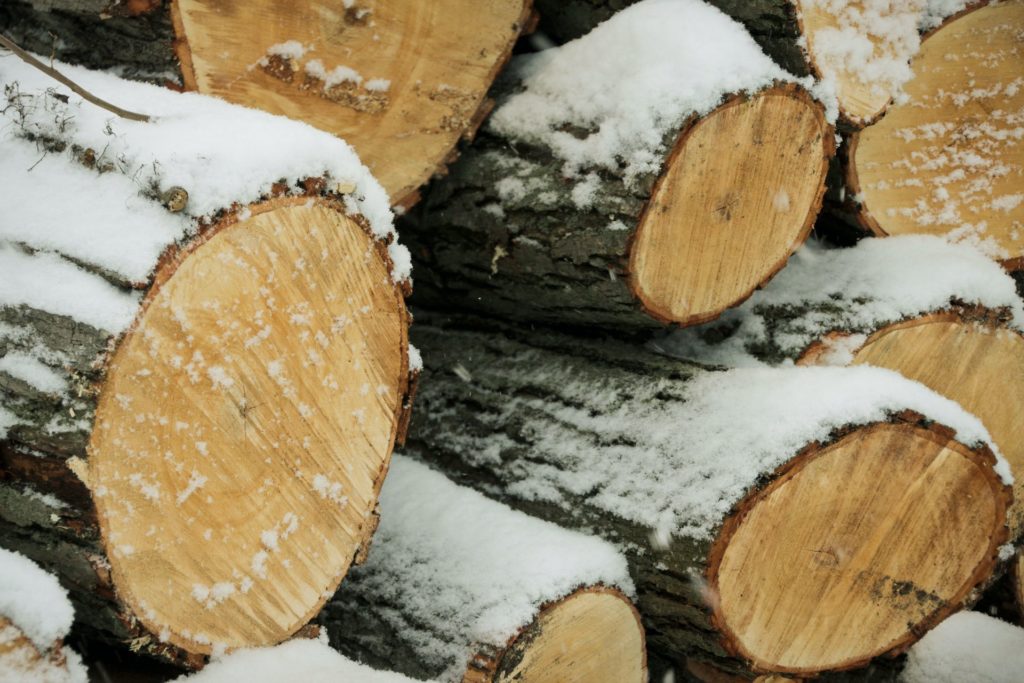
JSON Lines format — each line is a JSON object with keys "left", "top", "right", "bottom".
{"left": 0, "top": 33, "right": 151, "bottom": 122}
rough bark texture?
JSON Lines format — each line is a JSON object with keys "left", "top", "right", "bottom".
{"left": 533, "top": 0, "right": 809, "bottom": 77}
{"left": 0, "top": 0, "right": 179, "bottom": 84}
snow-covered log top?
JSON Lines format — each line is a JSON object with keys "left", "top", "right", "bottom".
{"left": 488, "top": 0, "right": 798, "bottom": 181}
{"left": 657, "top": 236, "right": 1024, "bottom": 366}
{"left": 0, "top": 54, "right": 410, "bottom": 294}
{"left": 411, "top": 323, "right": 1010, "bottom": 542}
{"left": 902, "top": 611, "right": 1024, "bottom": 683}
{"left": 174, "top": 636, "right": 418, "bottom": 683}
{"left": 328, "top": 455, "right": 634, "bottom": 681}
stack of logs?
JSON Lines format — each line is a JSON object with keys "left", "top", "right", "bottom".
{"left": 1, "top": 1, "right": 1023, "bottom": 682}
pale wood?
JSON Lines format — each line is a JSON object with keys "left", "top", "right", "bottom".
{"left": 849, "top": 1, "right": 1024, "bottom": 263}
{"left": 171, "top": 0, "right": 532, "bottom": 207}
{"left": 85, "top": 199, "right": 408, "bottom": 654}
{"left": 795, "top": 0, "right": 923, "bottom": 127}
{"left": 1015, "top": 553, "right": 1024, "bottom": 620}
{"left": 489, "top": 588, "right": 646, "bottom": 683}
{"left": 629, "top": 87, "right": 830, "bottom": 325}
{"left": 711, "top": 423, "right": 1008, "bottom": 674}
{"left": 842, "top": 314, "right": 1024, "bottom": 535}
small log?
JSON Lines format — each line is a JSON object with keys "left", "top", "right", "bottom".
{"left": 0, "top": 59, "right": 414, "bottom": 662}
{"left": 403, "top": 312, "right": 1011, "bottom": 677}
{"left": 407, "top": 1, "right": 833, "bottom": 330}
{"left": 532, "top": 0, "right": 929, "bottom": 127}
{"left": 0, "top": 0, "right": 534, "bottom": 206}
{"left": 842, "top": 1, "right": 1024, "bottom": 265}
{"left": 319, "top": 455, "right": 647, "bottom": 683}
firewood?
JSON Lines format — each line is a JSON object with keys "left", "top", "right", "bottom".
{"left": 0, "top": 58, "right": 414, "bottom": 663}
{"left": 0, "top": 0, "right": 534, "bottom": 206}
{"left": 840, "top": 1, "right": 1024, "bottom": 265}
{"left": 407, "top": 1, "right": 833, "bottom": 330}
{"left": 401, "top": 312, "right": 1012, "bottom": 677}
{"left": 532, "top": 0, "right": 930, "bottom": 127}
{"left": 320, "top": 455, "right": 647, "bottom": 683}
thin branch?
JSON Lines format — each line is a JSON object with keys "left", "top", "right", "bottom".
{"left": 0, "top": 33, "right": 151, "bottom": 122}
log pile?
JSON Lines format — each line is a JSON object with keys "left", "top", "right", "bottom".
{"left": 2, "top": 0, "right": 1024, "bottom": 681}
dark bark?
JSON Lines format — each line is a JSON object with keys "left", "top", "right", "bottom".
{"left": 532, "top": 0, "right": 809, "bottom": 77}
{"left": 0, "top": 0, "right": 179, "bottom": 84}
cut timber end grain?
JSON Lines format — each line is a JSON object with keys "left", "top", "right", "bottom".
{"left": 488, "top": 589, "right": 646, "bottom": 683}
{"left": 171, "top": 0, "right": 532, "bottom": 206}
{"left": 826, "top": 313, "right": 1024, "bottom": 535}
{"left": 89, "top": 199, "right": 409, "bottom": 654}
{"left": 710, "top": 422, "right": 1008, "bottom": 673}
{"left": 630, "top": 86, "right": 830, "bottom": 326}
{"left": 849, "top": 1, "right": 1024, "bottom": 263}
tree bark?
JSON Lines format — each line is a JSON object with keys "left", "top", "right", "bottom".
{"left": 401, "top": 312, "right": 1011, "bottom": 677}
{"left": 318, "top": 455, "right": 646, "bottom": 683}
{"left": 406, "top": 83, "right": 832, "bottom": 330}
{"left": 0, "top": 63, "right": 414, "bottom": 663}
{"left": 0, "top": 0, "right": 535, "bottom": 207}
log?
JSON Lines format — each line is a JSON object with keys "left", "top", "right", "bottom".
{"left": 0, "top": 547, "right": 87, "bottom": 683}
{"left": 658, "top": 235, "right": 1024, "bottom": 533}
{"left": 402, "top": 312, "right": 1012, "bottom": 677}
{"left": 406, "top": 1, "right": 834, "bottom": 330}
{"left": 842, "top": 1, "right": 1024, "bottom": 266}
{"left": 319, "top": 455, "right": 646, "bottom": 683}
{"left": 0, "top": 58, "right": 415, "bottom": 662}
{"left": 531, "top": 0, "right": 930, "bottom": 127}
{"left": 0, "top": 0, "right": 534, "bottom": 207}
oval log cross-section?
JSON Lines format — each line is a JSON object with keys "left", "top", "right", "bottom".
{"left": 848, "top": 314, "right": 1024, "bottom": 535}
{"left": 491, "top": 588, "right": 646, "bottom": 683}
{"left": 89, "top": 198, "right": 409, "bottom": 653}
{"left": 709, "top": 422, "right": 1009, "bottom": 674}
{"left": 849, "top": 1, "right": 1024, "bottom": 264}
{"left": 171, "top": 0, "right": 532, "bottom": 207}
{"left": 629, "top": 86, "right": 831, "bottom": 327}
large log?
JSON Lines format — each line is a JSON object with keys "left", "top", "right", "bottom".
{"left": 658, "top": 235, "right": 1024, "bottom": 533}
{"left": 532, "top": 0, "right": 930, "bottom": 127}
{"left": 840, "top": 1, "right": 1024, "bottom": 266}
{"left": 402, "top": 312, "right": 1012, "bottom": 677}
{"left": 320, "top": 455, "right": 646, "bottom": 683}
{"left": 0, "top": 0, "right": 534, "bottom": 207}
{"left": 0, "top": 58, "right": 415, "bottom": 663}
{"left": 407, "top": 0, "right": 833, "bottom": 330}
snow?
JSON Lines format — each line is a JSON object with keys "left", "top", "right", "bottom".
{"left": 488, "top": 0, "right": 792, "bottom": 183}
{"left": 331, "top": 455, "right": 633, "bottom": 681}
{"left": 173, "top": 634, "right": 417, "bottom": 683}
{"left": 801, "top": 0, "right": 924, "bottom": 111}
{"left": 902, "top": 611, "right": 1024, "bottom": 682}
{"left": 0, "top": 53, "right": 407, "bottom": 284}
{"left": 442, "top": 356, "right": 1008, "bottom": 541}
{"left": 919, "top": 0, "right": 971, "bottom": 30}
{"left": 0, "top": 351, "right": 66, "bottom": 394}
{"left": 0, "top": 243, "right": 140, "bottom": 333}
{"left": 0, "top": 548, "right": 74, "bottom": 651}
{"left": 655, "top": 236, "right": 1024, "bottom": 367}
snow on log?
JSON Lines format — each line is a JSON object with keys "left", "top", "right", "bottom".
{"left": 532, "top": 0, "right": 929, "bottom": 127}
{"left": 659, "top": 236, "right": 1024, "bottom": 533}
{"left": 901, "top": 611, "right": 1024, "bottom": 683}
{"left": 319, "top": 455, "right": 646, "bottom": 683}
{"left": 402, "top": 313, "right": 1012, "bottom": 677}
{"left": 0, "top": 58, "right": 414, "bottom": 662}
{"left": 407, "top": 0, "right": 834, "bottom": 330}
{"left": 844, "top": 1, "right": 1024, "bottom": 265}
{"left": 0, "top": 547, "right": 87, "bottom": 683}
{"left": 171, "top": 635, "right": 419, "bottom": 683}
{"left": 0, "top": 0, "right": 534, "bottom": 207}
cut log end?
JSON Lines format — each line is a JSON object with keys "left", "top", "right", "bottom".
{"left": 88, "top": 197, "right": 410, "bottom": 654}
{"left": 171, "top": 0, "right": 531, "bottom": 206}
{"left": 709, "top": 421, "right": 1010, "bottom": 674}
{"left": 849, "top": 1, "right": 1024, "bottom": 262}
{"left": 486, "top": 588, "right": 646, "bottom": 683}
{"left": 628, "top": 86, "right": 832, "bottom": 327}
